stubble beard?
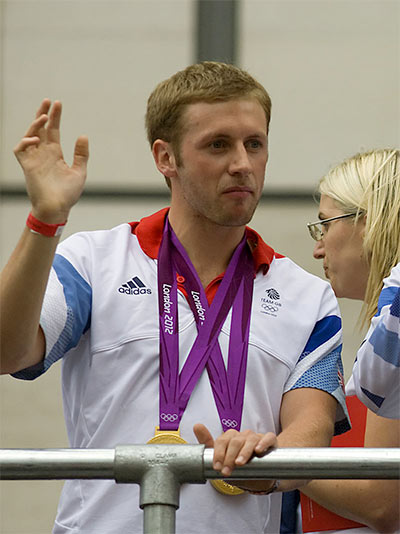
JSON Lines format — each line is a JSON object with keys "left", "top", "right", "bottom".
{"left": 177, "top": 170, "right": 262, "bottom": 228}
{"left": 195, "top": 193, "right": 260, "bottom": 228}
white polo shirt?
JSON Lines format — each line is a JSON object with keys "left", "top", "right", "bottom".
{"left": 14, "top": 208, "right": 349, "bottom": 534}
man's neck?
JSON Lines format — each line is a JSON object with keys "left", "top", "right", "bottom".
{"left": 168, "top": 211, "right": 246, "bottom": 288}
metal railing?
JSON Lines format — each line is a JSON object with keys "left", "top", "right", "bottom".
{"left": 1, "top": 446, "right": 399, "bottom": 533}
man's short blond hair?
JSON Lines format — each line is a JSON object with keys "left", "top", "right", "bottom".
{"left": 319, "top": 148, "right": 400, "bottom": 325}
{"left": 145, "top": 61, "right": 272, "bottom": 167}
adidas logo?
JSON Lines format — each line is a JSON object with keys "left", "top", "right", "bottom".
{"left": 118, "top": 276, "right": 152, "bottom": 295}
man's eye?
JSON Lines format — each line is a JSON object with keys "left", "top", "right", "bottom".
{"left": 210, "top": 140, "right": 226, "bottom": 149}
{"left": 247, "top": 140, "right": 262, "bottom": 149}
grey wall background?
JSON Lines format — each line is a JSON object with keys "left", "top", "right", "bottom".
{"left": 1, "top": 0, "right": 398, "bottom": 193}
{"left": 0, "top": 1, "right": 398, "bottom": 532}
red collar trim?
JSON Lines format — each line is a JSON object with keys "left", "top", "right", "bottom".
{"left": 129, "top": 207, "right": 280, "bottom": 273}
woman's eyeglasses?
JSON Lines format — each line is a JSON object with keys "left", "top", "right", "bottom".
{"left": 307, "top": 213, "right": 356, "bottom": 241}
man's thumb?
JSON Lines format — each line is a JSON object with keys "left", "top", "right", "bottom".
{"left": 73, "top": 135, "right": 89, "bottom": 168}
{"left": 193, "top": 423, "right": 215, "bottom": 448}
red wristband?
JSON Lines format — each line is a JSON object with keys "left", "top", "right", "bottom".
{"left": 26, "top": 212, "right": 67, "bottom": 237}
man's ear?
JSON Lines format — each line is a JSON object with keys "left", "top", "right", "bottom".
{"left": 152, "top": 139, "right": 178, "bottom": 179}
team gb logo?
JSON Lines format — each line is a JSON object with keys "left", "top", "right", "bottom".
{"left": 260, "top": 288, "right": 282, "bottom": 317}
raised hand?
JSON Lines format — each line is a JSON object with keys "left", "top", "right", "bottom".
{"left": 14, "top": 99, "right": 89, "bottom": 223}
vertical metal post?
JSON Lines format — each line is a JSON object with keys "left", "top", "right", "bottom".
{"left": 143, "top": 505, "right": 175, "bottom": 534}
{"left": 115, "top": 445, "right": 206, "bottom": 534}
{"left": 140, "top": 467, "right": 179, "bottom": 534}
{"left": 196, "top": 0, "right": 239, "bottom": 64}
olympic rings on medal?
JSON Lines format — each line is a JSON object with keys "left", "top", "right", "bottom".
{"left": 160, "top": 413, "right": 178, "bottom": 422}
{"left": 261, "top": 303, "right": 278, "bottom": 313}
{"left": 222, "top": 418, "right": 238, "bottom": 428}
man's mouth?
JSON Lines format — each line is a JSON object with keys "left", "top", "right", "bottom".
{"left": 223, "top": 186, "right": 253, "bottom": 197}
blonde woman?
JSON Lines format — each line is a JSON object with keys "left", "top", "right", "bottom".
{"left": 301, "top": 148, "right": 400, "bottom": 534}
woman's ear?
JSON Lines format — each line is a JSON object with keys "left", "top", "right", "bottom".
{"left": 359, "top": 212, "right": 367, "bottom": 240}
{"left": 362, "top": 212, "right": 367, "bottom": 228}
{"left": 152, "top": 139, "right": 178, "bottom": 179}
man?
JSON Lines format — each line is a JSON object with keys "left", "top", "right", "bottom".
{"left": 1, "top": 62, "right": 349, "bottom": 533}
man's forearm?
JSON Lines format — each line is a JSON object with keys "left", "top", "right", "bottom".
{"left": 273, "top": 387, "right": 336, "bottom": 492}
{"left": 0, "top": 226, "right": 59, "bottom": 374}
{"left": 275, "top": 413, "right": 334, "bottom": 492}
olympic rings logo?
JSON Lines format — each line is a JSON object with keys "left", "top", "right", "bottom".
{"left": 222, "top": 418, "right": 238, "bottom": 428}
{"left": 160, "top": 413, "right": 178, "bottom": 422}
{"left": 261, "top": 303, "right": 278, "bottom": 313}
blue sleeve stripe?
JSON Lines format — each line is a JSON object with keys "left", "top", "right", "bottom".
{"left": 390, "top": 288, "right": 400, "bottom": 318}
{"left": 298, "top": 315, "right": 341, "bottom": 361}
{"left": 12, "top": 255, "right": 92, "bottom": 380}
{"left": 360, "top": 386, "right": 385, "bottom": 408}
{"left": 53, "top": 254, "right": 92, "bottom": 350}
{"left": 292, "top": 347, "right": 343, "bottom": 393}
{"left": 377, "top": 286, "right": 399, "bottom": 315}
{"left": 368, "top": 321, "right": 400, "bottom": 367}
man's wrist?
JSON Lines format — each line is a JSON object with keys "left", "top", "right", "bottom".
{"left": 239, "top": 479, "right": 280, "bottom": 496}
{"left": 26, "top": 212, "right": 67, "bottom": 237}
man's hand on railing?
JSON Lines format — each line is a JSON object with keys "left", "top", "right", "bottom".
{"left": 193, "top": 423, "right": 278, "bottom": 494}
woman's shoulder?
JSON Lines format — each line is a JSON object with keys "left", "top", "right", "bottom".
{"left": 383, "top": 262, "right": 400, "bottom": 288}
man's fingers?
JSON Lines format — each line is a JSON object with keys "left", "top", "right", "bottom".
{"left": 27, "top": 100, "right": 60, "bottom": 144}
{"left": 254, "top": 432, "right": 277, "bottom": 454}
{"left": 23, "top": 114, "right": 48, "bottom": 139}
{"left": 193, "top": 423, "right": 214, "bottom": 448}
{"left": 219, "top": 431, "right": 260, "bottom": 475}
{"left": 72, "top": 136, "right": 89, "bottom": 170}
{"left": 233, "top": 435, "right": 262, "bottom": 467}
{"left": 14, "top": 137, "right": 40, "bottom": 155}
{"left": 213, "top": 429, "right": 242, "bottom": 474}
{"left": 35, "top": 99, "right": 51, "bottom": 119}
{"left": 47, "top": 101, "right": 62, "bottom": 143}
{"left": 213, "top": 430, "right": 278, "bottom": 477}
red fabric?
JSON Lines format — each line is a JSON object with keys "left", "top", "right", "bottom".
{"left": 129, "top": 208, "right": 279, "bottom": 303}
{"left": 300, "top": 396, "right": 368, "bottom": 532}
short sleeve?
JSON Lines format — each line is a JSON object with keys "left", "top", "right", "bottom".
{"left": 12, "top": 248, "right": 92, "bottom": 381}
{"left": 284, "top": 314, "right": 350, "bottom": 435}
{"left": 352, "top": 282, "right": 400, "bottom": 419}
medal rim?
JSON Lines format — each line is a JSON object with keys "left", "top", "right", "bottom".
{"left": 147, "top": 428, "right": 188, "bottom": 445}
{"left": 210, "top": 478, "right": 245, "bottom": 496}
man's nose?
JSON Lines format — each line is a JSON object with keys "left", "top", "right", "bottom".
{"left": 313, "top": 239, "right": 325, "bottom": 259}
{"left": 228, "top": 145, "right": 251, "bottom": 176}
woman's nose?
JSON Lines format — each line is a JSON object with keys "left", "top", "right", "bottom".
{"left": 313, "top": 239, "right": 325, "bottom": 259}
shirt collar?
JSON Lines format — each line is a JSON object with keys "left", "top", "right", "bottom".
{"left": 129, "top": 207, "right": 279, "bottom": 273}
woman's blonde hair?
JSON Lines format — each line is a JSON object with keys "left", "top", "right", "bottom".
{"left": 319, "top": 148, "right": 400, "bottom": 325}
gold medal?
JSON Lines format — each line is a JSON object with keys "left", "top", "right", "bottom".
{"left": 210, "top": 479, "right": 244, "bottom": 496}
{"left": 147, "top": 426, "right": 187, "bottom": 444}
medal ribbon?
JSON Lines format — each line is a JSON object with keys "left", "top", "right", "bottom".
{"left": 158, "top": 218, "right": 254, "bottom": 432}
